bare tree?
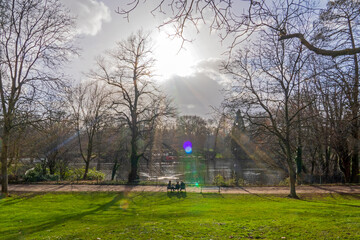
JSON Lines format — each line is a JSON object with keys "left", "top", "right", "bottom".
{"left": 176, "top": 115, "right": 209, "bottom": 154}
{"left": 306, "top": 0, "right": 360, "bottom": 182}
{"left": 118, "top": 1, "right": 314, "bottom": 51}
{"left": 67, "top": 81, "right": 111, "bottom": 179}
{"left": 224, "top": 25, "right": 311, "bottom": 198}
{"left": 0, "top": 0, "right": 76, "bottom": 196}
{"left": 32, "top": 110, "right": 75, "bottom": 177}
{"left": 92, "top": 31, "right": 176, "bottom": 183}
{"left": 279, "top": 0, "right": 360, "bottom": 57}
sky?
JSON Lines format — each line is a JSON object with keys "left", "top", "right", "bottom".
{"left": 60, "top": 0, "right": 231, "bottom": 118}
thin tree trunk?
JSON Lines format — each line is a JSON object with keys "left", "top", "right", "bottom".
{"left": 349, "top": 19, "right": 359, "bottom": 183}
{"left": 111, "top": 160, "right": 118, "bottom": 181}
{"left": 128, "top": 151, "right": 139, "bottom": 183}
{"left": 1, "top": 131, "right": 9, "bottom": 196}
{"left": 289, "top": 166, "right": 298, "bottom": 198}
{"left": 341, "top": 155, "right": 351, "bottom": 183}
{"left": 83, "top": 161, "right": 90, "bottom": 180}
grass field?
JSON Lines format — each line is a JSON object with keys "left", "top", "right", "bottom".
{"left": 0, "top": 192, "right": 359, "bottom": 240}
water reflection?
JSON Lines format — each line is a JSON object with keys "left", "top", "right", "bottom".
{"left": 78, "top": 157, "right": 285, "bottom": 185}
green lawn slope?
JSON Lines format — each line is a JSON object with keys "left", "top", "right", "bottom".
{"left": 1, "top": 192, "right": 359, "bottom": 239}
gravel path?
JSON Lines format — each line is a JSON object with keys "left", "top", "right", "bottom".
{"left": 8, "top": 184, "right": 360, "bottom": 195}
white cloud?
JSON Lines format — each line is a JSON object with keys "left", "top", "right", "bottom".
{"left": 162, "top": 71, "right": 224, "bottom": 117}
{"left": 193, "top": 58, "right": 231, "bottom": 86}
{"left": 62, "top": 0, "right": 111, "bottom": 36}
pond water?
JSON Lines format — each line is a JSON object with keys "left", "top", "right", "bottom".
{"left": 72, "top": 156, "right": 285, "bottom": 185}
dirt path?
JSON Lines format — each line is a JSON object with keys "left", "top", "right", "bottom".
{"left": 8, "top": 184, "right": 360, "bottom": 195}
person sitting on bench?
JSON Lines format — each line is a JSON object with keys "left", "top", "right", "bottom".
{"left": 180, "top": 181, "right": 186, "bottom": 192}
{"left": 167, "top": 181, "right": 174, "bottom": 192}
{"left": 175, "top": 181, "right": 180, "bottom": 191}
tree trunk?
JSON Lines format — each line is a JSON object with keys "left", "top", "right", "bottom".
{"left": 128, "top": 151, "right": 139, "bottom": 183}
{"left": 47, "top": 152, "right": 57, "bottom": 175}
{"left": 83, "top": 139, "right": 94, "bottom": 180}
{"left": 351, "top": 151, "right": 359, "bottom": 183}
{"left": 350, "top": 105, "right": 359, "bottom": 183}
{"left": 111, "top": 160, "right": 118, "bottom": 181}
{"left": 341, "top": 155, "right": 351, "bottom": 183}
{"left": 285, "top": 140, "right": 298, "bottom": 198}
{"left": 1, "top": 130, "right": 9, "bottom": 196}
{"left": 128, "top": 119, "right": 139, "bottom": 183}
{"left": 349, "top": 20, "right": 359, "bottom": 184}
{"left": 289, "top": 166, "right": 298, "bottom": 199}
{"left": 83, "top": 161, "right": 90, "bottom": 180}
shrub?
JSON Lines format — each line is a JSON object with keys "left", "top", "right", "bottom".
{"left": 65, "top": 167, "right": 105, "bottom": 181}
{"left": 24, "top": 164, "right": 59, "bottom": 182}
{"left": 226, "top": 178, "right": 237, "bottom": 187}
{"left": 72, "top": 167, "right": 85, "bottom": 181}
{"left": 279, "top": 177, "right": 290, "bottom": 186}
{"left": 237, "top": 177, "right": 246, "bottom": 186}
{"left": 87, "top": 168, "right": 105, "bottom": 181}
{"left": 213, "top": 174, "right": 225, "bottom": 187}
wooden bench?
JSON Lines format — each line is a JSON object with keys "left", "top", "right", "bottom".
{"left": 167, "top": 184, "right": 186, "bottom": 192}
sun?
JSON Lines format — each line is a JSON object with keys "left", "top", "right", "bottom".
{"left": 153, "top": 31, "right": 198, "bottom": 80}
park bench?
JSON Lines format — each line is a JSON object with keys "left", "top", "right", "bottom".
{"left": 167, "top": 183, "right": 186, "bottom": 192}
{"left": 167, "top": 185, "right": 175, "bottom": 191}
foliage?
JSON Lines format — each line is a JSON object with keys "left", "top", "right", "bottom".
{"left": 212, "top": 174, "right": 237, "bottom": 187}
{"left": 67, "top": 167, "right": 105, "bottom": 181}
{"left": 226, "top": 177, "right": 237, "bottom": 187}
{"left": 23, "top": 165, "right": 105, "bottom": 182}
{"left": 279, "top": 177, "right": 291, "bottom": 186}
{"left": 7, "top": 163, "right": 26, "bottom": 182}
{"left": 100, "top": 180, "right": 167, "bottom": 186}
{"left": 237, "top": 177, "right": 246, "bottom": 186}
{"left": 24, "top": 165, "right": 58, "bottom": 182}
{"left": 87, "top": 168, "right": 105, "bottom": 181}
{"left": 0, "top": 192, "right": 359, "bottom": 239}
{"left": 213, "top": 174, "right": 226, "bottom": 187}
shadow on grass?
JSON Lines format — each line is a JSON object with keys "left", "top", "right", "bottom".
{"left": 236, "top": 187, "right": 280, "bottom": 202}
{"left": 200, "top": 193, "right": 224, "bottom": 198}
{"left": 167, "top": 191, "right": 187, "bottom": 199}
{"left": 0, "top": 192, "right": 49, "bottom": 207}
{"left": 1, "top": 193, "right": 125, "bottom": 239}
{"left": 299, "top": 192, "right": 360, "bottom": 209}
{"left": 309, "top": 185, "right": 360, "bottom": 200}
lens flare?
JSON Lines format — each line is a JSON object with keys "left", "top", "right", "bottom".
{"left": 120, "top": 199, "right": 129, "bottom": 210}
{"left": 183, "top": 141, "right": 192, "bottom": 154}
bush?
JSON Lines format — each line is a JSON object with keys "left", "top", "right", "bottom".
{"left": 71, "top": 168, "right": 85, "bottom": 181}
{"left": 213, "top": 174, "right": 225, "bottom": 187}
{"left": 87, "top": 168, "right": 105, "bottom": 181}
{"left": 24, "top": 164, "right": 58, "bottom": 182}
{"left": 226, "top": 178, "right": 237, "bottom": 187}
{"left": 64, "top": 167, "right": 105, "bottom": 181}
{"left": 279, "top": 177, "right": 290, "bottom": 186}
{"left": 237, "top": 178, "right": 246, "bottom": 186}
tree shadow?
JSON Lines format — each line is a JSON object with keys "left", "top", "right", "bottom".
{"left": 299, "top": 192, "right": 360, "bottom": 209}
{"left": 0, "top": 192, "right": 49, "bottom": 207}
{"left": 309, "top": 185, "right": 360, "bottom": 200}
{"left": 236, "top": 187, "right": 280, "bottom": 202}
{"left": 201, "top": 193, "right": 224, "bottom": 198}
{"left": 1, "top": 193, "right": 125, "bottom": 239}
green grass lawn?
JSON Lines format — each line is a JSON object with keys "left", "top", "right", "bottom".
{"left": 0, "top": 192, "right": 359, "bottom": 240}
